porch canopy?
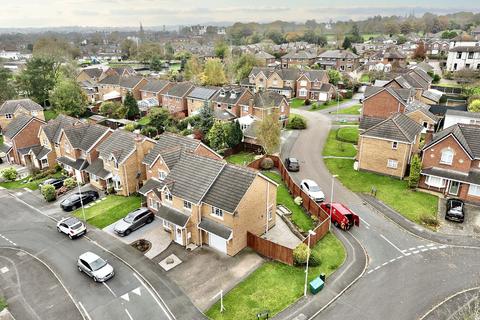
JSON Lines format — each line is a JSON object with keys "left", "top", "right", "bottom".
{"left": 198, "top": 218, "right": 232, "bottom": 240}
{"left": 157, "top": 205, "right": 190, "bottom": 228}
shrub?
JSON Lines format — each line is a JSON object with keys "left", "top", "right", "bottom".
{"left": 124, "top": 123, "right": 136, "bottom": 132}
{"left": 420, "top": 214, "right": 439, "bottom": 228}
{"left": 304, "top": 99, "right": 311, "bottom": 106}
{"left": 308, "top": 250, "right": 322, "bottom": 267}
{"left": 293, "top": 242, "right": 310, "bottom": 266}
{"left": 343, "top": 90, "right": 353, "bottom": 99}
{"left": 31, "top": 168, "right": 56, "bottom": 181}
{"left": 141, "top": 126, "right": 158, "bottom": 138}
{"left": 54, "top": 163, "right": 62, "bottom": 172}
{"left": 63, "top": 177, "right": 77, "bottom": 190}
{"left": 41, "top": 184, "right": 56, "bottom": 202}
{"left": 287, "top": 116, "right": 307, "bottom": 130}
{"left": 432, "top": 74, "right": 441, "bottom": 83}
{"left": 1, "top": 167, "right": 17, "bottom": 181}
{"left": 260, "top": 157, "right": 274, "bottom": 170}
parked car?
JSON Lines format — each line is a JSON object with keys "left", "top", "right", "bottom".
{"left": 300, "top": 179, "right": 325, "bottom": 202}
{"left": 77, "top": 252, "right": 114, "bottom": 282}
{"left": 285, "top": 158, "right": 300, "bottom": 172}
{"left": 445, "top": 199, "right": 465, "bottom": 223}
{"left": 320, "top": 202, "right": 360, "bottom": 230}
{"left": 60, "top": 190, "right": 99, "bottom": 211}
{"left": 39, "top": 178, "right": 64, "bottom": 190}
{"left": 56, "top": 217, "right": 87, "bottom": 239}
{"left": 113, "top": 207, "right": 155, "bottom": 236}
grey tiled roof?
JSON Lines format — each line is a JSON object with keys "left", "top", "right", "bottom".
{"left": 0, "top": 143, "right": 12, "bottom": 153}
{"left": 318, "top": 50, "right": 358, "bottom": 59}
{"left": 450, "top": 46, "right": 480, "bottom": 52}
{"left": 359, "top": 116, "right": 384, "bottom": 130}
{"left": 4, "top": 115, "right": 39, "bottom": 139}
{"left": 42, "top": 114, "right": 80, "bottom": 144}
{"left": 212, "top": 86, "right": 249, "bottom": 105}
{"left": 63, "top": 124, "right": 110, "bottom": 152}
{"left": 119, "top": 76, "right": 145, "bottom": 89}
{"left": 424, "top": 124, "right": 480, "bottom": 159}
{"left": 421, "top": 167, "right": 480, "bottom": 185}
{"left": 57, "top": 156, "right": 88, "bottom": 171}
{"left": 156, "top": 205, "right": 190, "bottom": 227}
{"left": 138, "top": 178, "right": 165, "bottom": 195}
{"left": 361, "top": 113, "right": 423, "bottom": 143}
{"left": 143, "top": 133, "right": 202, "bottom": 167}
{"left": 84, "top": 158, "right": 111, "bottom": 179}
{"left": 203, "top": 165, "right": 257, "bottom": 213}
{"left": 31, "top": 145, "right": 51, "bottom": 159}
{"left": 198, "top": 218, "right": 232, "bottom": 240}
{"left": 282, "top": 50, "right": 316, "bottom": 59}
{"left": 164, "top": 82, "right": 194, "bottom": 98}
{"left": 422, "top": 89, "right": 442, "bottom": 103}
{"left": 214, "top": 108, "right": 237, "bottom": 121}
{"left": 406, "top": 100, "right": 438, "bottom": 122}
{"left": 187, "top": 87, "right": 218, "bottom": 100}
{"left": 98, "top": 74, "right": 120, "bottom": 85}
{"left": 0, "top": 99, "right": 43, "bottom": 115}
{"left": 98, "top": 130, "right": 138, "bottom": 164}
{"left": 364, "top": 86, "right": 414, "bottom": 104}
{"left": 81, "top": 68, "right": 103, "bottom": 79}
{"left": 255, "top": 51, "right": 275, "bottom": 59}
{"left": 253, "top": 91, "right": 286, "bottom": 109}
{"left": 141, "top": 80, "right": 171, "bottom": 93}
{"left": 300, "top": 70, "right": 328, "bottom": 82}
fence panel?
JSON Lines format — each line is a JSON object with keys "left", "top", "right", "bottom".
{"left": 247, "top": 232, "right": 294, "bottom": 265}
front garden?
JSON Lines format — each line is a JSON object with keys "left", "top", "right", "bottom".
{"left": 330, "top": 104, "right": 362, "bottom": 115}
{"left": 322, "top": 127, "right": 358, "bottom": 158}
{"left": 0, "top": 167, "right": 65, "bottom": 191}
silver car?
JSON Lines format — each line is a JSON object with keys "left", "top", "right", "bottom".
{"left": 77, "top": 252, "right": 114, "bottom": 282}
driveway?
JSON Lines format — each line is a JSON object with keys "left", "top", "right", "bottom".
{"left": 153, "top": 244, "right": 264, "bottom": 311}
{"left": 103, "top": 219, "right": 172, "bottom": 259}
{"left": 262, "top": 213, "right": 302, "bottom": 249}
{"left": 437, "top": 199, "right": 480, "bottom": 237}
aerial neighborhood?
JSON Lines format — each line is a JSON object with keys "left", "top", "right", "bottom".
{"left": 1, "top": 5, "right": 480, "bottom": 320}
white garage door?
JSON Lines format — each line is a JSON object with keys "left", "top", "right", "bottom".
{"left": 208, "top": 233, "right": 227, "bottom": 254}
{"left": 318, "top": 92, "right": 328, "bottom": 102}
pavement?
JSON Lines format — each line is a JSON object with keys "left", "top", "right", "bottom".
{"left": 277, "top": 101, "right": 480, "bottom": 320}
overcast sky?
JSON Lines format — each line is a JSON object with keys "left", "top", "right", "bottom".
{"left": 1, "top": 0, "right": 479, "bottom": 28}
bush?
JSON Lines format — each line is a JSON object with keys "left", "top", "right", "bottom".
{"left": 31, "top": 168, "right": 56, "bottom": 181}
{"left": 124, "top": 123, "right": 136, "bottom": 132}
{"left": 343, "top": 90, "right": 353, "bottom": 99}
{"left": 420, "top": 214, "right": 439, "bottom": 228}
{"left": 141, "top": 126, "right": 158, "bottom": 138}
{"left": 54, "top": 163, "right": 62, "bottom": 172}
{"left": 308, "top": 250, "right": 322, "bottom": 267}
{"left": 304, "top": 99, "right": 311, "bottom": 106}
{"left": 432, "top": 74, "right": 441, "bottom": 83}
{"left": 287, "top": 116, "right": 307, "bottom": 130}
{"left": 1, "top": 167, "right": 17, "bottom": 181}
{"left": 63, "top": 177, "right": 77, "bottom": 190}
{"left": 293, "top": 242, "right": 310, "bottom": 266}
{"left": 260, "top": 157, "right": 274, "bottom": 170}
{"left": 41, "top": 184, "right": 56, "bottom": 202}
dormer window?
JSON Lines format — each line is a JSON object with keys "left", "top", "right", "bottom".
{"left": 230, "top": 92, "right": 237, "bottom": 99}
{"left": 219, "top": 91, "right": 226, "bottom": 97}
{"left": 392, "top": 141, "right": 398, "bottom": 150}
{"left": 5, "top": 114, "right": 13, "bottom": 119}
{"left": 440, "top": 149, "right": 454, "bottom": 165}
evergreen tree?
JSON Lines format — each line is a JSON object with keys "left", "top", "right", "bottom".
{"left": 124, "top": 92, "right": 140, "bottom": 119}
{"left": 408, "top": 154, "right": 422, "bottom": 189}
{"left": 227, "top": 121, "right": 243, "bottom": 148}
{"left": 197, "top": 102, "right": 214, "bottom": 135}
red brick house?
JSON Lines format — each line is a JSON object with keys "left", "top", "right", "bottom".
{"left": 362, "top": 86, "right": 416, "bottom": 119}
{"left": 296, "top": 70, "right": 334, "bottom": 102}
{"left": 211, "top": 86, "right": 253, "bottom": 119}
{"left": 281, "top": 51, "right": 316, "bottom": 69}
{"left": 420, "top": 124, "right": 480, "bottom": 204}
{"left": 160, "top": 82, "right": 195, "bottom": 116}
{"left": 139, "top": 79, "right": 173, "bottom": 106}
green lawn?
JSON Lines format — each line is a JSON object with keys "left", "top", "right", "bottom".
{"left": 336, "top": 127, "right": 359, "bottom": 144}
{"left": 44, "top": 109, "right": 59, "bottom": 121}
{"left": 325, "top": 159, "right": 438, "bottom": 225}
{"left": 137, "top": 115, "right": 151, "bottom": 126}
{"left": 206, "top": 232, "right": 345, "bottom": 320}
{"left": 322, "top": 129, "right": 357, "bottom": 158}
{"left": 0, "top": 297, "right": 6, "bottom": 312}
{"left": 331, "top": 104, "right": 362, "bottom": 115}
{"left": 333, "top": 121, "right": 359, "bottom": 126}
{"left": 262, "top": 171, "right": 314, "bottom": 232}
{"left": 73, "top": 195, "right": 141, "bottom": 229}
{"left": 290, "top": 98, "right": 306, "bottom": 109}
{"left": 0, "top": 172, "right": 64, "bottom": 191}
{"left": 226, "top": 152, "right": 256, "bottom": 166}
{"left": 359, "top": 74, "right": 370, "bottom": 83}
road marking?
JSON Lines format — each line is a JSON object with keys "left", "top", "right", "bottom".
{"left": 125, "top": 308, "right": 134, "bottom": 320}
{"left": 78, "top": 301, "right": 92, "bottom": 320}
{"left": 427, "top": 243, "right": 434, "bottom": 247}
{"left": 0, "top": 267, "right": 9, "bottom": 273}
{"left": 389, "top": 259, "right": 396, "bottom": 263}
{"left": 121, "top": 293, "right": 130, "bottom": 302}
{"left": 0, "top": 233, "right": 17, "bottom": 247}
{"left": 365, "top": 225, "right": 370, "bottom": 229}
{"left": 430, "top": 247, "right": 437, "bottom": 250}
{"left": 417, "top": 245, "right": 425, "bottom": 248}
{"left": 413, "top": 250, "right": 420, "bottom": 254}
{"left": 405, "top": 253, "right": 411, "bottom": 256}
{"left": 380, "top": 234, "right": 405, "bottom": 255}
{"left": 367, "top": 270, "right": 373, "bottom": 274}
{"left": 103, "top": 282, "right": 117, "bottom": 297}
{"left": 132, "top": 287, "right": 141, "bottom": 296}
{"left": 359, "top": 217, "right": 371, "bottom": 227}
{"left": 374, "top": 266, "right": 381, "bottom": 270}
{"left": 439, "top": 245, "right": 447, "bottom": 249}
{"left": 132, "top": 272, "right": 174, "bottom": 320}
{"left": 409, "top": 247, "right": 416, "bottom": 250}
{"left": 382, "top": 262, "right": 388, "bottom": 266}
{"left": 397, "top": 255, "right": 404, "bottom": 259}
{"left": 421, "top": 249, "right": 428, "bottom": 252}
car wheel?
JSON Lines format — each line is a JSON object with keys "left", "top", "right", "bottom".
{"left": 124, "top": 229, "right": 131, "bottom": 236}
{"left": 146, "top": 217, "right": 153, "bottom": 224}
{"left": 71, "top": 206, "right": 76, "bottom": 211}
{"left": 78, "top": 266, "right": 82, "bottom": 273}
{"left": 93, "top": 276, "right": 98, "bottom": 282}
{"left": 92, "top": 195, "right": 97, "bottom": 201}
{"left": 333, "top": 221, "right": 339, "bottom": 227}
{"left": 57, "top": 227, "right": 61, "bottom": 233}
{"left": 68, "top": 234, "right": 73, "bottom": 239}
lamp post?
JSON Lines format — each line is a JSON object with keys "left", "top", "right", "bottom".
{"left": 336, "top": 93, "right": 340, "bottom": 122}
{"left": 330, "top": 175, "right": 339, "bottom": 231}
{"left": 304, "top": 229, "right": 316, "bottom": 297}
{"left": 77, "top": 178, "right": 86, "bottom": 222}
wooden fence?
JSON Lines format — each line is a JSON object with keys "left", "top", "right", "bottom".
{"left": 247, "top": 232, "right": 294, "bottom": 265}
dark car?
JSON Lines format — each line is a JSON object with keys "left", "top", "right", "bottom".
{"left": 39, "top": 178, "right": 64, "bottom": 190}
{"left": 113, "top": 207, "right": 154, "bottom": 236}
{"left": 60, "top": 190, "right": 99, "bottom": 212}
{"left": 445, "top": 199, "right": 465, "bottom": 222}
{"left": 285, "top": 158, "right": 300, "bottom": 172}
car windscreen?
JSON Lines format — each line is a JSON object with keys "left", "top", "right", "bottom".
{"left": 310, "top": 185, "right": 321, "bottom": 192}
{"left": 124, "top": 213, "right": 136, "bottom": 223}
{"left": 90, "top": 258, "right": 107, "bottom": 271}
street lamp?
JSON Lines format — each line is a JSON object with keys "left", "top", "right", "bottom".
{"left": 336, "top": 93, "right": 340, "bottom": 122}
{"left": 304, "top": 229, "right": 316, "bottom": 297}
{"left": 330, "top": 175, "right": 339, "bottom": 231}
{"left": 77, "top": 178, "right": 87, "bottom": 222}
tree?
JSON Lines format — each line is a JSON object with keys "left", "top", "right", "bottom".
{"left": 214, "top": 41, "right": 229, "bottom": 59}
{"left": 150, "top": 55, "right": 163, "bottom": 72}
{"left": 233, "top": 53, "right": 258, "bottom": 82}
{"left": 140, "top": 126, "right": 158, "bottom": 138}
{"left": 342, "top": 36, "right": 352, "bottom": 49}
{"left": 1, "top": 167, "right": 17, "bottom": 181}
{"left": 184, "top": 55, "right": 203, "bottom": 83}
{"left": 408, "top": 154, "right": 422, "bottom": 189}
{"left": 41, "top": 184, "right": 56, "bottom": 202}
{"left": 136, "top": 42, "right": 162, "bottom": 63}
{"left": 164, "top": 42, "right": 174, "bottom": 60}
{"left": 33, "top": 36, "right": 80, "bottom": 60}
{"left": 469, "top": 100, "right": 480, "bottom": 112}
{"left": 124, "top": 92, "right": 140, "bottom": 120}
{"left": 227, "top": 121, "right": 243, "bottom": 148}
{"left": 400, "top": 21, "right": 413, "bottom": 35}
{"left": 201, "top": 59, "right": 227, "bottom": 86}
{"left": 328, "top": 69, "right": 342, "bottom": 85}
{"left": 385, "top": 21, "right": 400, "bottom": 36}
{"left": 256, "top": 111, "right": 281, "bottom": 154}
{"left": 349, "top": 24, "right": 363, "bottom": 43}
{"left": 0, "top": 68, "right": 16, "bottom": 104}
{"left": 50, "top": 79, "right": 88, "bottom": 117}
{"left": 265, "top": 30, "right": 285, "bottom": 45}
{"left": 120, "top": 39, "right": 137, "bottom": 59}
{"left": 99, "top": 102, "right": 126, "bottom": 119}
{"left": 16, "top": 56, "right": 57, "bottom": 106}
{"left": 413, "top": 41, "right": 427, "bottom": 60}
{"left": 197, "top": 102, "right": 214, "bottom": 135}
{"left": 207, "top": 121, "right": 230, "bottom": 151}
{"left": 148, "top": 108, "right": 171, "bottom": 131}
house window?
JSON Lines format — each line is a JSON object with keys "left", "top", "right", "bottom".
{"left": 183, "top": 200, "right": 192, "bottom": 210}
{"left": 90, "top": 174, "right": 98, "bottom": 182}
{"left": 32, "top": 111, "right": 38, "bottom": 116}
{"left": 64, "top": 142, "right": 71, "bottom": 153}
{"left": 5, "top": 114, "right": 12, "bottom": 119}
{"left": 387, "top": 159, "right": 398, "bottom": 169}
{"left": 300, "top": 80, "right": 307, "bottom": 87}
{"left": 158, "top": 170, "right": 166, "bottom": 181}
{"left": 468, "top": 52, "right": 474, "bottom": 59}
{"left": 165, "top": 192, "right": 173, "bottom": 202}
{"left": 426, "top": 176, "right": 445, "bottom": 188}
{"left": 148, "top": 197, "right": 153, "bottom": 208}
{"left": 299, "top": 88, "right": 308, "bottom": 97}
{"left": 468, "top": 184, "right": 480, "bottom": 197}
{"left": 267, "top": 206, "right": 273, "bottom": 221}
{"left": 113, "top": 160, "right": 119, "bottom": 169}
{"left": 211, "top": 206, "right": 223, "bottom": 219}
{"left": 41, "top": 159, "right": 48, "bottom": 166}
{"left": 114, "top": 179, "right": 122, "bottom": 190}
{"left": 392, "top": 141, "right": 398, "bottom": 150}
{"left": 280, "top": 104, "right": 285, "bottom": 113}
{"left": 242, "top": 105, "right": 249, "bottom": 112}
{"left": 440, "top": 149, "right": 454, "bottom": 165}
{"left": 422, "top": 121, "right": 428, "bottom": 128}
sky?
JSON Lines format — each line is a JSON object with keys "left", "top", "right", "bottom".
{"left": 1, "top": 0, "right": 479, "bottom": 28}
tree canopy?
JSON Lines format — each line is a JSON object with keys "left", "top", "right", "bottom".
{"left": 256, "top": 111, "right": 281, "bottom": 154}
{"left": 0, "top": 68, "right": 16, "bottom": 104}
{"left": 50, "top": 79, "right": 88, "bottom": 117}
{"left": 16, "top": 56, "right": 58, "bottom": 106}
{"left": 124, "top": 92, "right": 140, "bottom": 119}
{"left": 201, "top": 59, "right": 227, "bottom": 86}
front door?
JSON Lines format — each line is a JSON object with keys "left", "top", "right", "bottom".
{"left": 175, "top": 226, "right": 183, "bottom": 245}
{"left": 449, "top": 181, "right": 460, "bottom": 195}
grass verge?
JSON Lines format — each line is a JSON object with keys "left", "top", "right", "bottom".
{"left": 322, "top": 129, "right": 357, "bottom": 157}
{"left": 331, "top": 104, "right": 362, "bottom": 115}
{"left": 290, "top": 98, "right": 306, "bottom": 109}
{"left": 206, "top": 232, "right": 345, "bottom": 320}
{"left": 73, "top": 195, "right": 141, "bottom": 229}
{"left": 0, "top": 172, "right": 64, "bottom": 191}
{"left": 262, "top": 171, "right": 314, "bottom": 232}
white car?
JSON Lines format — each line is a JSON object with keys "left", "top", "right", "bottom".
{"left": 77, "top": 252, "right": 114, "bottom": 282}
{"left": 300, "top": 179, "right": 325, "bottom": 203}
{"left": 56, "top": 217, "right": 87, "bottom": 239}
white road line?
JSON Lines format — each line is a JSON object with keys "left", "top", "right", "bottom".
{"left": 404, "top": 253, "right": 411, "bottom": 256}
{"left": 374, "top": 266, "right": 381, "bottom": 270}
{"left": 417, "top": 245, "right": 425, "bottom": 248}
{"left": 365, "top": 225, "right": 370, "bottom": 229}
{"left": 367, "top": 270, "right": 373, "bottom": 274}
{"left": 439, "top": 245, "right": 447, "bottom": 249}
{"left": 421, "top": 249, "right": 428, "bottom": 252}
{"left": 132, "top": 273, "right": 174, "bottom": 320}
{"left": 397, "top": 255, "right": 404, "bottom": 259}
{"left": 380, "top": 234, "right": 405, "bottom": 255}
{"left": 430, "top": 247, "right": 438, "bottom": 250}
{"left": 78, "top": 302, "right": 92, "bottom": 320}
{"left": 413, "top": 250, "right": 420, "bottom": 254}
{"left": 382, "top": 262, "right": 388, "bottom": 266}
{"left": 103, "top": 282, "right": 117, "bottom": 297}
{"left": 389, "top": 259, "right": 396, "bottom": 263}
{"left": 409, "top": 247, "right": 415, "bottom": 250}
{"left": 427, "top": 244, "right": 434, "bottom": 247}
{"left": 125, "top": 309, "right": 134, "bottom": 320}
{"left": 359, "top": 217, "right": 371, "bottom": 227}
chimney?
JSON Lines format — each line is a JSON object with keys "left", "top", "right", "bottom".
{"left": 424, "top": 130, "right": 433, "bottom": 146}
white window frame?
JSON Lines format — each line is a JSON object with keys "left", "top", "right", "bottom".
{"left": 158, "top": 170, "right": 166, "bottom": 181}
{"left": 32, "top": 111, "right": 38, "bottom": 116}
{"left": 162, "top": 219, "right": 171, "bottom": 230}
{"left": 267, "top": 205, "right": 273, "bottom": 221}
{"left": 164, "top": 192, "right": 173, "bottom": 202}
{"left": 468, "top": 184, "right": 480, "bottom": 197}
{"left": 90, "top": 173, "right": 98, "bottom": 182}
{"left": 242, "top": 105, "right": 249, "bottom": 112}
{"left": 183, "top": 200, "right": 192, "bottom": 210}
{"left": 426, "top": 176, "right": 445, "bottom": 188}
{"left": 392, "top": 141, "right": 398, "bottom": 150}
{"left": 387, "top": 159, "right": 398, "bottom": 169}
{"left": 440, "top": 149, "right": 454, "bottom": 165}
{"left": 299, "top": 80, "right": 307, "bottom": 87}
{"left": 211, "top": 206, "right": 224, "bottom": 219}
{"left": 299, "top": 88, "right": 308, "bottom": 97}
{"left": 64, "top": 142, "right": 71, "bottom": 153}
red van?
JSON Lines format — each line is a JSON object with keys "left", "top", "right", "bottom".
{"left": 320, "top": 203, "right": 360, "bottom": 230}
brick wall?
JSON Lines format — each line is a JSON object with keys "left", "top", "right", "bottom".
{"left": 363, "top": 90, "right": 405, "bottom": 118}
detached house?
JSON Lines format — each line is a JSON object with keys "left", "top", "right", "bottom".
{"left": 139, "top": 151, "right": 277, "bottom": 256}
{"left": 357, "top": 113, "right": 423, "bottom": 179}
{"left": 139, "top": 79, "right": 173, "bottom": 106}
{"left": 384, "top": 67, "right": 433, "bottom": 100}
{"left": 420, "top": 124, "right": 480, "bottom": 203}
{"left": 0, "top": 115, "right": 45, "bottom": 166}
{"left": 0, "top": 99, "right": 44, "bottom": 131}
{"left": 187, "top": 87, "right": 219, "bottom": 116}
{"left": 250, "top": 91, "right": 290, "bottom": 126}
{"left": 255, "top": 51, "right": 276, "bottom": 66}
{"left": 161, "top": 82, "right": 195, "bottom": 116}
{"left": 361, "top": 86, "right": 416, "bottom": 120}
{"left": 56, "top": 123, "right": 112, "bottom": 183}
{"left": 97, "top": 75, "right": 148, "bottom": 102}
{"left": 317, "top": 50, "right": 359, "bottom": 71}
{"left": 94, "top": 130, "right": 156, "bottom": 196}
{"left": 245, "top": 67, "right": 300, "bottom": 98}
{"left": 296, "top": 70, "right": 335, "bottom": 102}
{"left": 212, "top": 86, "right": 253, "bottom": 119}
